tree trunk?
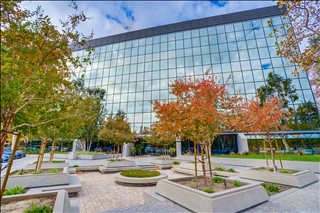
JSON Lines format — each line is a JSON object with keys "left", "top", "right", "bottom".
{"left": 267, "top": 136, "right": 277, "bottom": 172}
{"left": 263, "top": 139, "right": 269, "bottom": 169}
{"left": 194, "top": 141, "right": 198, "bottom": 177}
{"left": 49, "top": 140, "right": 56, "bottom": 162}
{"left": 88, "top": 141, "right": 93, "bottom": 151}
{"left": 121, "top": 144, "right": 123, "bottom": 159}
{"left": 112, "top": 144, "right": 115, "bottom": 159}
{"left": 117, "top": 144, "right": 120, "bottom": 160}
{"left": 1, "top": 134, "right": 21, "bottom": 201}
{"left": 36, "top": 138, "right": 47, "bottom": 172}
{"left": 207, "top": 143, "right": 213, "bottom": 179}
{"left": 275, "top": 140, "right": 284, "bottom": 169}
{"left": 200, "top": 144, "right": 207, "bottom": 186}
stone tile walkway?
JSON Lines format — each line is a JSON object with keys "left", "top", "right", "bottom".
{"left": 76, "top": 170, "right": 188, "bottom": 213}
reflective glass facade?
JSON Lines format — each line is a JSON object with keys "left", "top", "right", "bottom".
{"left": 72, "top": 7, "right": 315, "bottom": 132}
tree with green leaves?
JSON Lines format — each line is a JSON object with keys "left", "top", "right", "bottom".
{"left": 74, "top": 77, "right": 107, "bottom": 151}
{"left": 289, "top": 101, "right": 320, "bottom": 130}
{"left": 257, "top": 72, "right": 298, "bottom": 109}
{"left": 143, "top": 122, "right": 176, "bottom": 159}
{"left": 0, "top": 1, "right": 91, "bottom": 160}
{"left": 98, "top": 110, "right": 135, "bottom": 159}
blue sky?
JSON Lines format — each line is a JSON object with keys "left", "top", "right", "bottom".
{"left": 21, "top": 1, "right": 275, "bottom": 39}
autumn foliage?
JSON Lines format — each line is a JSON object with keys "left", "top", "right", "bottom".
{"left": 234, "top": 97, "right": 290, "bottom": 171}
{"left": 153, "top": 74, "right": 241, "bottom": 185}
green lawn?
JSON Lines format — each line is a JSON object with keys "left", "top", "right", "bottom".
{"left": 213, "top": 154, "right": 320, "bottom": 162}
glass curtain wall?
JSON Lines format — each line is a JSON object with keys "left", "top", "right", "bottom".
{"left": 72, "top": 15, "right": 315, "bottom": 132}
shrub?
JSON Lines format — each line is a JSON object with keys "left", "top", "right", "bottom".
{"left": 4, "top": 185, "right": 27, "bottom": 196}
{"left": 49, "top": 168, "right": 59, "bottom": 174}
{"left": 120, "top": 169, "right": 160, "bottom": 178}
{"left": 173, "top": 161, "right": 180, "bottom": 165}
{"left": 279, "top": 169, "right": 297, "bottom": 174}
{"left": 23, "top": 204, "right": 53, "bottom": 213}
{"left": 262, "top": 182, "right": 280, "bottom": 195}
{"left": 52, "top": 160, "right": 65, "bottom": 163}
{"left": 227, "top": 168, "right": 236, "bottom": 173}
{"left": 212, "top": 176, "right": 224, "bottom": 184}
{"left": 169, "top": 147, "right": 176, "bottom": 153}
{"left": 233, "top": 180, "right": 241, "bottom": 187}
{"left": 214, "top": 167, "right": 225, "bottom": 171}
{"left": 17, "top": 169, "right": 28, "bottom": 175}
{"left": 72, "top": 165, "right": 80, "bottom": 168}
{"left": 202, "top": 187, "right": 215, "bottom": 193}
{"left": 31, "top": 171, "right": 41, "bottom": 175}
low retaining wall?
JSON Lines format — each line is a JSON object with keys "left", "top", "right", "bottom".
{"left": 155, "top": 177, "right": 268, "bottom": 213}
{"left": 114, "top": 172, "right": 168, "bottom": 185}
{"left": 77, "top": 154, "right": 111, "bottom": 160}
{"left": 239, "top": 167, "right": 318, "bottom": 187}
{"left": 151, "top": 159, "right": 173, "bottom": 169}
{"left": 3, "top": 167, "right": 69, "bottom": 189}
{"left": 2, "top": 190, "right": 72, "bottom": 213}
{"left": 44, "top": 153, "right": 68, "bottom": 159}
{"left": 25, "top": 162, "right": 68, "bottom": 170}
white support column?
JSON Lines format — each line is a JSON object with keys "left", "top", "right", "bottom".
{"left": 237, "top": 133, "right": 249, "bottom": 153}
{"left": 68, "top": 139, "right": 78, "bottom": 159}
{"left": 123, "top": 143, "right": 134, "bottom": 157}
{"left": 176, "top": 138, "right": 182, "bottom": 158}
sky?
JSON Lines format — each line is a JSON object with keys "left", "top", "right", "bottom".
{"left": 21, "top": 1, "right": 276, "bottom": 39}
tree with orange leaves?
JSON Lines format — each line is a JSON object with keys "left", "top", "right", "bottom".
{"left": 234, "top": 97, "right": 290, "bottom": 172}
{"left": 154, "top": 74, "right": 241, "bottom": 185}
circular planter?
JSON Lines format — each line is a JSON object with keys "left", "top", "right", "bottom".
{"left": 114, "top": 172, "right": 168, "bottom": 185}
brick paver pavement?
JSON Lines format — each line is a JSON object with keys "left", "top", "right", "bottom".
{"left": 77, "top": 170, "right": 188, "bottom": 213}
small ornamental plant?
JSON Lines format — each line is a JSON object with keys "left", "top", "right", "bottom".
{"left": 202, "top": 187, "right": 215, "bottom": 193}
{"left": 4, "top": 186, "right": 27, "bottom": 196}
{"left": 23, "top": 204, "right": 53, "bottom": 213}
{"left": 262, "top": 182, "right": 280, "bottom": 195}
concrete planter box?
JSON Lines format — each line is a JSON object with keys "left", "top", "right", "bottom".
{"left": 114, "top": 172, "right": 168, "bottom": 185}
{"left": 180, "top": 162, "right": 222, "bottom": 171}
{"left": 151, "top": 159, "right": 173, "bottom": 169}
{"left": 77, "top": 153, "right": 111, "bottom": 160}
{"left": 103, "top": 159, "right": 136, "bottom": 168}
{"left": 25, "top": 162, "right": 69, "bottom": 170}
{"left": 2, "top": 190, "right": 72, "bottom": 213}
{"left": 44, "top": 153, "right": 68, "bottom": 159}
{"left": 213, "top": 170, "right": 238, "bottom": 177}
{"left": 3, "top": 167, "right": 69, "bottom": 189}
{"left": 239, "top": 167, "right": 318, "bottom": 188}
{"left": 155, "top": 177, "right": 268, "bottom": 213}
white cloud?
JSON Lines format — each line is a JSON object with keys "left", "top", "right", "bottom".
{"left": 21, "top": 1, "right": 276, "bottom": 39}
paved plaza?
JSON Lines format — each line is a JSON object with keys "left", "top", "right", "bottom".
{"left": 2, "top": 155, "right": 319, "bottom": 213}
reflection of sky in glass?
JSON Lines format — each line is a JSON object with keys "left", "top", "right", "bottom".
{"left": 72, "top": 15, "right": 315, "bottom": 131}
{"left": 261, "top": 63, "right": 271, "bottom": 70}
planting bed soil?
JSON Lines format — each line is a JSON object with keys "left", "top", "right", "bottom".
{"left": 1, "top": 197, "right": 55, "bottom": 213}
{"left": 174, "top": 176, "right": 243, "bottom": 193}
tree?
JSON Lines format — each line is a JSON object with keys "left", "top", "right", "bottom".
{"left": 0, "top": 1, "right": 91, "bottom": 161}
{"left": 235, "top": 98, "right": 289, "bottom": 172}
{"left": 257, "top": 72, "right": 298, "bottom": 109}
{"left": 154, "top": 74, "right": 241, "bottom": 185}
{"left": 144, "top": 122, "right": 176, "bottom": 159}
{"left": 74, "top": 78, "right": 106, "bottom": 151}
{"left": 98, "top": 110, "right": 135, "bottom": 159}
{"left": 273, "top": 1, "right": 319, "bottom": 75}
{"left": 289, "top": 101, "right": 320, "bottom": 130}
